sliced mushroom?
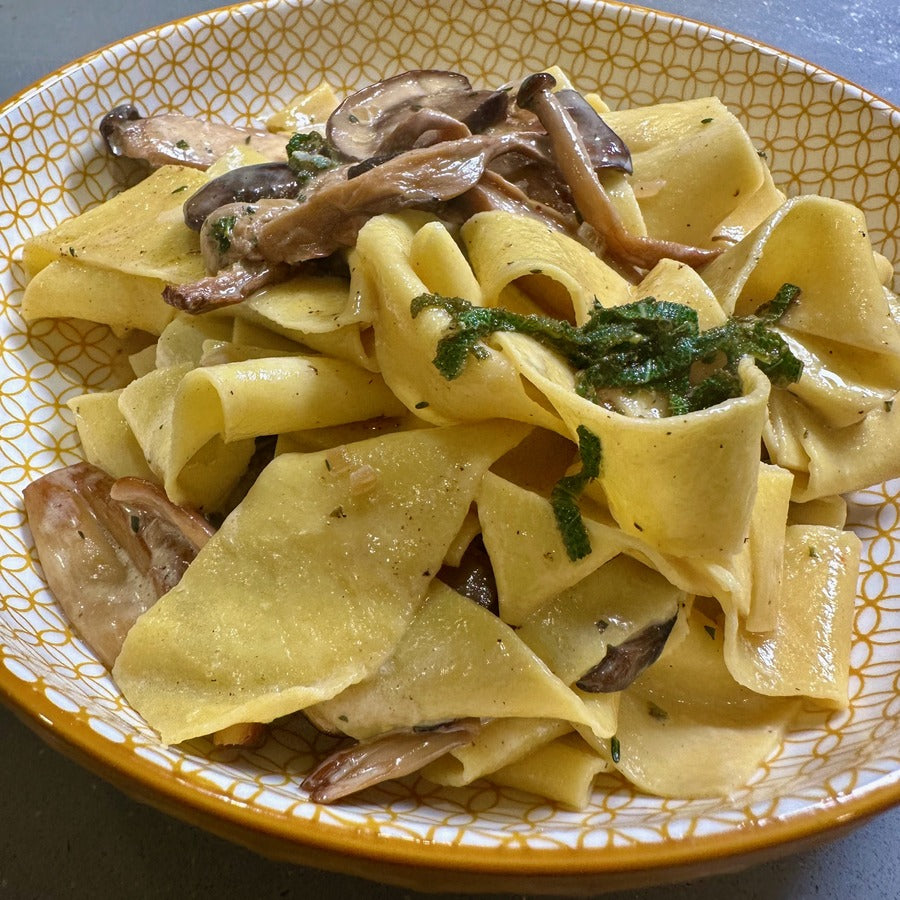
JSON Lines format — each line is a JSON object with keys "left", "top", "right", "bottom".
{"left": 326, "top": 69, "right": 509, "bottom": 161}
{"left": 25, "top": 464, "right": 269, "bottom": 747}
{"left": 163, "top": 259, "right": 290, "bottom": 314}
{"left": 99, "top": 104, "right": 142, "bottom": 156}
{"left": 182, "top": 163, "right": 300, "bottom": 230}
{"left": 481, "top": 146, "right": 579, "bottom": 224}
{"left": 254, "top": 131, "right": 547, "bottom": 266}
{"left": 98, "top": 106, "right": 289, "bottom": 169}
{"left": 302, "top": 719, "right": 482, "bottom": 803}
{"left": 23, "top": 463, "right": 213, "bottom": 668}
{"left": 437, "top": 534, "right": 499, "bottom": 615}
{"left": 457, "top": 168, "right": 575, "bottom": 234}
{"left": 575, "top": 613, "right": 677, "bottom": 693}
{"left": 196, "top": 198, "right": 302, "bottom": 272}
{"left": 376, "top": 107, "right": 473, "bottom": 156}
{"left": 556, "top": 88, "right": 632, "bottom": 174}
{"left": 108, "top": 477, "right": 215, "bottom": 551}
{"left": 516, "top": 73, "right": 722, "bottom": 270}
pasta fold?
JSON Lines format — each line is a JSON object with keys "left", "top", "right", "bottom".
{"left": 308, "top": 580, "right": 614, "bottom": 741}
{"left": 114, "top": 422, "right": 527, "bottom": 743}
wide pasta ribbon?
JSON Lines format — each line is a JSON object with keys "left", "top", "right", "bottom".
{"left": 114, "top": 421, "right": 528, "bottom": 744}
{"left": 703, "top": 195, "right": 900, "bottom": 499}
{"left": 357, "top": 212, "right": 564, "bottom": 430}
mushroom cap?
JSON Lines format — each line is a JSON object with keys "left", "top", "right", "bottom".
{"left": 182, "top": 162, "right": 299, "bottom": 230}
{"left": 326, "top": 69, "right": 508, "bottom": 161}
{"left": 99, "top": 103, "right": 143, "bottom": 156}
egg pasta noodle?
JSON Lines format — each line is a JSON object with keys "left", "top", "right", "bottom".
{"left": 19, "top": 66, "right": 900, "bottom": 807}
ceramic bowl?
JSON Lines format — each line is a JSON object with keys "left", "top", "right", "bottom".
{"left": 0, "top": 0, "right": 897, "bottom": 892}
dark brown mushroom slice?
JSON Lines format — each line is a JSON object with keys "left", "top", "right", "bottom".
{"left": 516, "top": 72, "right": 722, "bottom": 270}
{"left": 326, "top": 69, "right": 509, "bottom": 161}
{"left": 575, "top": 613, "right": 678, "bottom": 693}
{"left": 485, "top": 144, "right": 578, "bottom": 219}
{"left": 455, "top": 168, "right": 576, "bottom": 234}
{"left": 556, "top": 88, "right": 632, "bottom": 174}
{"left": 376, "top": 107, "right": 473, "bottom": 155}
{"left": 99, "top": 104, "right": 143, "bottom": 156}
{"left": 182, "top": 162, "right": 300, "bottom": 230}
{"left": 437, "top": 534, "right": 499, "bottom": 615}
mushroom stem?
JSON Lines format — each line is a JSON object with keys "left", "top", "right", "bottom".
{"left": 162, "top": 261, "right": 290, "bottom": 314}
{"left": 302, "top": 719, "right": 482, "bottom": 803}
{"left": 516, "top": 73, "right": 722, "bottom": 270}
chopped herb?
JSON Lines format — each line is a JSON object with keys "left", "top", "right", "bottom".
{"left": 338, "top": 714, "right": 349, "bottom": 722}
{"left": 703, "top": 624, "right": 717, "bottom": 640}
{"left": 414, "top": 400, "right": 430, "bottom": 409}
{"left": 347, "top": 113, "right": 359, "bottom": 124}
{"left": 129, "top": 514, "right": 141, "bottom": 534}
{"left": 68, "top": 246, "right": 77, "bottom": 257}
{"left": 700, "top": 117, "right": 713, "bottom": 124}
{"left": 324, "top": 459, "right": 332, "bottom": 471}
{"left": 76, "top": 529, "right": 85, "bottom": 540}
{"left": 808, "top": 545, "right": 819, "bottom": 559}
{"left": 595, "top": 618, "right": 609, "bottom": 632}
{"left": 209, "top": 214, "right": 237, "bottom": 254}
{"left": 549, "top": 424, "right": 601, "bottom": 561}
{"left": 175, "top": 138, "right": 190, "bottom": 149}
{"left": 611, "top": 735, "right": 621, "bottom": 763}
{"left": 171, "top": 185, "right": 189, "bottom": 194}
{"left": 410, "top": 283, "right": 802, "bottom": 416}
{"left": 885, "top": 399, "right": 894, "bottom": 412}
{"left": 648, "top": 701, "right": 669, "bottom": 721}
{"left": 286, "top": 131, "right": 338, "bottom": 186}
{"left": 329, "top": 505, "right": 346, "bottom": 518}
{"left": 757, "top": 149, "right": 768, "bottom": 159}
{"left": 529, "top": 268, "right": 543, "bottom": 274}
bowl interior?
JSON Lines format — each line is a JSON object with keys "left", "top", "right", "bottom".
{"left": 0, "top": 0, "right": 898, "bottom": 883}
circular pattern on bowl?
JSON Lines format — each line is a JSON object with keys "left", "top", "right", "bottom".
{"left": 0, "top": 0, "right": 898, "bottom": 891}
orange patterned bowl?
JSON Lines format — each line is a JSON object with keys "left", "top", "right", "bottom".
{"left": 0, "top": 0, "right": 898, "bottom": 892}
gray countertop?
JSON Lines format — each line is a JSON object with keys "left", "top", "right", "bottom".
{"left": 1, "top": 1, "right": 898, "bottom": 898}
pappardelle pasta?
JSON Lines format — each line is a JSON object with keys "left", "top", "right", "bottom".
{"left": 20, "top": 66, "right": 900, "bottom": 808}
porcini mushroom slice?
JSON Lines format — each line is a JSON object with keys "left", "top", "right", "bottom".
{"left": 575, "top": 613, "right": 678, "bottom": 693}
{"left": 516, "top": 73, "right": 722, "bottom": 270}
{"left": 302, "top": 720, "right": 482, "bottom": 803}
{"left": 326, "top": 69, "right": 508, "bottom": 161}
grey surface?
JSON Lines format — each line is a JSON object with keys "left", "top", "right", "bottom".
{"left": 1, "top": 1, "right": 898, "bottom": 898}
